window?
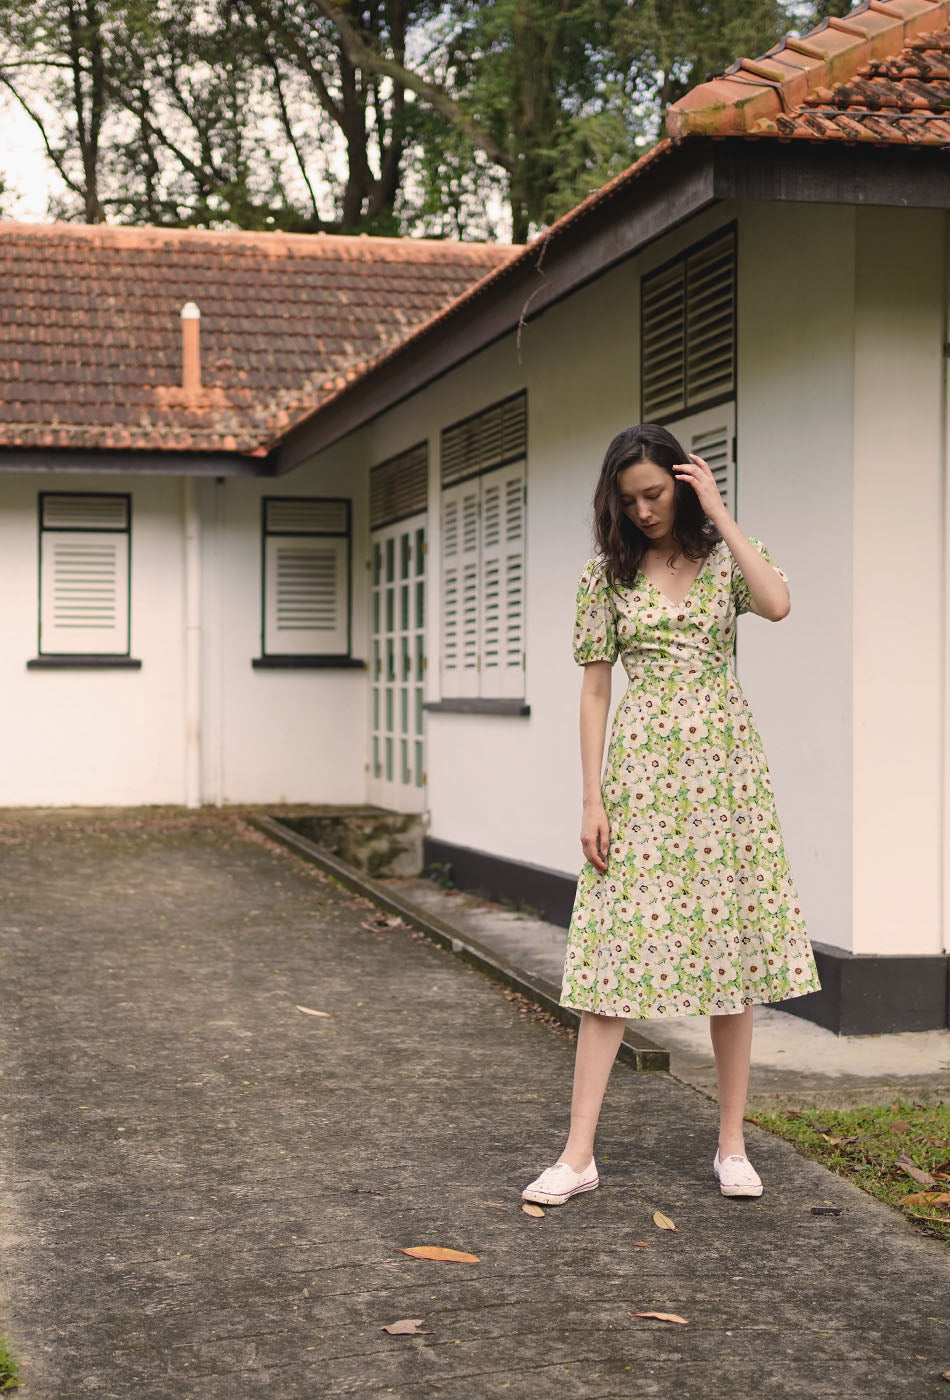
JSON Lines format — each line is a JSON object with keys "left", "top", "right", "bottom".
{"left": 37, "top": 492, "right": 131, "bottom": 656}
{"left": 665, "top": 402, "right": 736, "bottom": 521}
{"left": 641, "top": 227, "right": 736, "bottom": 422}
{"left": 261, "top": 497, "right": 351, "bottom": 658}
{"left": 369, "top": 442, "right": 428, "bottom": 800}
{"left": 439, "top": 394, "right": 526, "bottom": 700}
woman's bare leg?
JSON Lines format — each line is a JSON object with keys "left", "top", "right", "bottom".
{"left": 557, "top": 1010, "right": 628, "bottom": 1172}
{"left": 709, "top": 1004, "right": 754, "bottom": 1157}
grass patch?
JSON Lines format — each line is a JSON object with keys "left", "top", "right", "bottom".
{"left": 0, "top": 1336, "right": 21, "bottom": 1391}
{"left": 745, "top": 1099, "right": 950, "bottom": 1244}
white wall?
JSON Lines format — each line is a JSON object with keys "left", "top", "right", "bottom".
{"left": 850, "top": 206, "right": 946, "bottom": 956}
{"left": 735, "top": 202, "right": 857, "bottom": 954}
{"left": 0, "top": 473, "right": 189, "bottom": 805}
{"left": 0, "top": 451, "right": 376, "bottom": 808}
{"left": 196, "top": 440, "right": 372, "bottom": 806}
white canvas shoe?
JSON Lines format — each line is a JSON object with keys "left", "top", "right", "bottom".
{"left": 714, "top": 1149, "right": 763, "bottom": 1197}
{"left": 521, "top": 1158, "right": 599, "bottom": 1206}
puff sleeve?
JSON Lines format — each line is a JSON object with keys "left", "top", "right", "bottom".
{"left": 731, "top": 537, "right": 790, "bottom": 616}
{"left": 573, "top": 556, "right": 619, "bottom": 665}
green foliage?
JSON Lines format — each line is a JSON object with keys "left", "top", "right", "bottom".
{"left": 0, "top": 0, "right": 875, "bottom": 236}
{"left": 426, "top": 860, "right": 456, "bottom": 890}
{"left": 0, "top": 1334, "right": 21, "bottom": 1391}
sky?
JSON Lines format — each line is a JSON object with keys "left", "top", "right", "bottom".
{"left": 1, "top": 96, "right": 62, "bottom": 221}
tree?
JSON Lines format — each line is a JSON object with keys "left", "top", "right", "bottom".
{"left": 0, "top": 0, "right": 113, "bottom": 221}
{"left": 0, "top": 0, "right": 867, "bottom": 237}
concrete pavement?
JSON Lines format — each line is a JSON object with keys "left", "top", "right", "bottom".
{"left": 0, "top": 807, "right": 947, "bottom": 1397}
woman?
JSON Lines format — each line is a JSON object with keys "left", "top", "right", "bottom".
{"left": 522, "top": 423, "right": 822, "bottom": 1206}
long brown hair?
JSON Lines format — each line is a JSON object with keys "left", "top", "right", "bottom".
{"left": 592, "top": 423, "right": 722, "bottom": 586}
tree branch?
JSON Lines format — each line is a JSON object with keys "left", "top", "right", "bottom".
{"left": 309, "top": 0, "right": 513, "bottom": 170}
{"left": 0, "top": 69, "right": 85, "bottom": 197}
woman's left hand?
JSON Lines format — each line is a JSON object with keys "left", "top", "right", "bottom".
{"left": 673, "top": 453, "right": 730, "bottom": 525}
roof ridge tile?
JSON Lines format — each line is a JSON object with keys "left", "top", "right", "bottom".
{"left": 667, "top": 0, "right": 949, "bottom": 139}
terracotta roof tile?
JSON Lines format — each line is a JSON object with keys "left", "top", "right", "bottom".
{"left": 0, "top": 222, "right": 517, "bottom": 456}
{"left": 667, "top": 0, "right": 950, "bottom": 146}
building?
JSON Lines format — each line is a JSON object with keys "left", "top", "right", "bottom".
{"left": 1, "top": 0, "right": 948, "bottom": 1033}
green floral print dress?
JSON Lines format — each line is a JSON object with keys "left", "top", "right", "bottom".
{"left": 561, "top": 537, "right": 822, "bottom": 1020}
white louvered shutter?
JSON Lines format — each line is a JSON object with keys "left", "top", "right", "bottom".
{"left": 667, "top": 402, "right": 736, "bottom": 520}
{"left": 40, "top": 531, "right": 129, "bottom": 654}
{"left": 479, "top": 462, "right": 525, "bottom": 699}
{"left": 440, "top": 479, "right": 480, "bottom": 697}
{"left": 263, "top": 534, "right": 347, "bottom": 654}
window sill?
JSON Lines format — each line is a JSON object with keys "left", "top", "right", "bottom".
{"left": 27, "top": 655, "right": 142, "bottom": 669}
{"left": 252, "top": 655, "right": 367, "bottom": 669}
{"left": 423, "top": 699, "right": 530, "bottom": 716}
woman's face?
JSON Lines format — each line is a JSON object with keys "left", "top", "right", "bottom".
{"left": 617, "top": 458, "right": 675, "bottom": 541}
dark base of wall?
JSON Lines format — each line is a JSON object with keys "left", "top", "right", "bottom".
{"left": 423, "top": 837, "right": 950, "bottom": 1036}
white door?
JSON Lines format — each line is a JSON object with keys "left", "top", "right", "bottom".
{"left": 369, "top": 513, "right": 426, "bottom": 812}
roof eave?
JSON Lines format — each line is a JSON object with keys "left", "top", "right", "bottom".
{"left": 272, "top": 132, "right": 950, "bottom": 476}
{"left": 273, "top": 137, "right": 715, "bottom": 474}
{"left": 0, "top": 446, "right": 276, "bottom": 477}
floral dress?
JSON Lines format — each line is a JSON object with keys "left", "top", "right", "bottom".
{"left": 561, "top": 537, "right": 822, "bottom": 1020}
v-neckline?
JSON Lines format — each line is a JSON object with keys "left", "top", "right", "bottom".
{"left": 637, "top": 544, "right": 715, "bottom": 609}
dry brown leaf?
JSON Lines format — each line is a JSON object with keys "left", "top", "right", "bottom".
{"left": 397, "top": 1245, "right": 480, "bottom": 1263}
{"left": 890, "top": 1121, "right": 911, "bottom": 1133}
{"left": 652, "top": 1210, "right": 677, "bottom": 1231}
{"left": 895, "top": 1154, "right": 937, "bottom": 1186}
{"left": 634, "top": 1241, "right": 650, "bottom": 1247}
{"left": 361, "top": 915, "right": 407, "bottom": 933}
{"left": 295, "top": 1005, "right": 333, "bottom": 1017}
{"left": 479, "top": 1201, "right": 506, "bottom": 1208}
{"left": 628, "top": 1311, "right": 689, "bottom": 1325}
{"left": 381, "top": 1318, "right": 431, "bottom": 1335}
{"left": 900, "top": 1191, "right": 950, "bottom": 1208}
{"left": 521, "top": 1203, "right": 545, "bottom": 1218}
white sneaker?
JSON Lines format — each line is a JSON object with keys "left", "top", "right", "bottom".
{"left": 521, "top": 1158, "right": 599, "bottom": 1205}
{"left": 714, "top": 1149, "right": 763, "bottom": 1197}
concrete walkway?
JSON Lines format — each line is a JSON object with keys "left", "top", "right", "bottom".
{"left": 386, "top": 876, "right": 950, "bottom": 1111}
{"left": 0, "top": 808, "right": 948, "bottom": 1398}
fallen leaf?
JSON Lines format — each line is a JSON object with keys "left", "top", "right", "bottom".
{"left": 900, "top": 1192, "right": 950, "bottom": 1208}
{"left": 521, "top": 1203, "right": 545, "bottom": 1217}
{"left": 634, "top": 1241, "right": 650, "bottom": 1247}
{"left": 397, "top": 1245, "right": 480, "bottom": 1263}
{"left": 381, "top": 1318, "right": 431, "bottom": 1335}
{"left": 628, "top": 1311, "right": 689, "bottom": 1325}
{"left": 890, "top": 1121, "right": 911, "bottom": 1133}
{"left": 896, "top": 1154, "right": 937, "bottom": 1186}
{"left": 652, "top": 1210, "right": 677, "bottom": 1231}
{"left": 479, "top": 1201, "right": 506, "bottom": 1208}
{"left": 361, "top": 916, "right": 407, "bottom": 933}
{"left": 295, "top": 1005, "right": 333, "bottom": 1018}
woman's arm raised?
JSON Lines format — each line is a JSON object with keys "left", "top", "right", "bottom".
{"left": 579, "top": 660, "right": 613, "bottom": 874}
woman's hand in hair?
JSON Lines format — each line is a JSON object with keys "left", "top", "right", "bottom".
{"left": 581, "top": 800, "right": 610, "bottom": 874}
{"left": 673, "top": 453, "right": 730, "bottom": 526}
